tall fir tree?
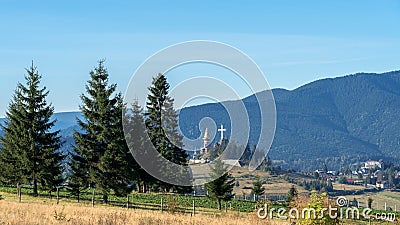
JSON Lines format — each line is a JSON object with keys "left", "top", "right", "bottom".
{"left": 240, "top": 143, "right": 253, "bottom": 164}
{"left": 0, "top": 90, "right": 30, "bottom": 185}
{"left": 162, "top": 96, "right": 187, "bottom": 164}
{"left": 287, "top": 184, "right": 298, "bottom": 202}
{"left": 69, "top": 60, "right": 135, "bottom": 202}
{"left": 145, "top": 74, "right": 190, "bottom": 192}
{"left": 251, "top": 178, "right": 265, "bottom": 201}
{"left": 208, "top": 138, "right": 229, "bottom": 161}
{"left": 205, "top": 159, "right": 235, "bottom": 210}
{"left": 124, "top": 101, "right": 155, "bottom": 193}
{"left": 323, "top": 163, "right": 328, "bottom": 174}
{"left": 100, "top": 98, "right": 136, "bottom": 196}
{"left": 0, "top": 63, "right": 64, "bottom": 196}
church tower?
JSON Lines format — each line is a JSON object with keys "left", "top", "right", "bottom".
{"left": 203, "top": 128, "right": 210, "bottom": 148}
{"left": 200, "top": 128, "right": 210, "bottom": 155}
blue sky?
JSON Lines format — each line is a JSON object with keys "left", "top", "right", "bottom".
{"left": 0, "top": 0, "right": 399, "bottom": 117}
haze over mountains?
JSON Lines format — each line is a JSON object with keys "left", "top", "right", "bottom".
{"left": 1, "top": 71, "right": 399, "bottom": 171}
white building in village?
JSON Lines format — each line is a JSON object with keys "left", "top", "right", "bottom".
{"left": 362, "top": 160, "right": 384, "bottom": 170}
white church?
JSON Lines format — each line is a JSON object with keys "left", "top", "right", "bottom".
{"left": 190, "top": 125, "right": 226, "bottom": 163}
{"left": 189, "top": 125, "right": 241, "bottom": 167}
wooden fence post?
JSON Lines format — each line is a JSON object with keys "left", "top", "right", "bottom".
{"left": 161, "top": 197, "right": 164, "bottom": 212}
{"left": 126, "top": 194, "right": 129, "bottom": 208}
{"left": 17, "top": 183, "right": 21, "bottom": 203}
{"left": 91, "top": 189, "right": 95, "bottom": 207}
{"left": 192, "top": 199, "right": 196, "bottom": 216}
{"left": 16, "top": 183, "right": 19, "bottom": 200}
{"left": 56, "top": 187, "right": 60, "bottom": 205}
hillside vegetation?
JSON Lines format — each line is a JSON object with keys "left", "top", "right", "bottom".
{"left": 179, "top": 71, "right": 400, "bottom": 171}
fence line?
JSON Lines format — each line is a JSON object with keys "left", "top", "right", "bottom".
{"left": 0, "top": 185, "right": 263, "bottom": 215}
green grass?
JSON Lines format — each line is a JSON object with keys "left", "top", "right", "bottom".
{"left": 381, "top": 191, "right": 400, "bottom": 202}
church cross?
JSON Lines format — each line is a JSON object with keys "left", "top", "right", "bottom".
{"left": 218, "top": 124, "right": 226, "bottom": 141}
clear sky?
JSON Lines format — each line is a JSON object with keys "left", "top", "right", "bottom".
{"left": 1, "top": 0, "right": 399, "bottom": 117}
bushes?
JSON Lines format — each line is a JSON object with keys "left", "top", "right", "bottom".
{"left": 292, "top": 191, "right": 339, "bottom": 225}
{"left": 338, "top": 176, "right": 347, "bottom": 184}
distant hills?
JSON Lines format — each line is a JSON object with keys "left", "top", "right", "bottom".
{"left": 0, "top": 111, "right": 82, "bottom": 156}
{"left": 0, "top": 111, "right": 83, "bottom": 134}
{"left": 0, "top": 121, "right": 3, "bottom": 137}
{"left": 1, "top": 71, "right": 399, "bottom": 171}
{"left": 179, "top": 71, "right": 400, "bottom": 171}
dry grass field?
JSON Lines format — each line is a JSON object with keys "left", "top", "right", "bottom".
{"left": 230, "top": 167, "right": 307, "bottom": 196}
{"left": 342, "top": 190, "right": 400, "bottom": 210}
{"left": 332, "top": 183, "right": 365, "bottom": 191}
{"left": 0, "top": 199, "right": 287, "bottom": 225}
{"left": 1, "top": 190, "right": 398, "bottom": 225}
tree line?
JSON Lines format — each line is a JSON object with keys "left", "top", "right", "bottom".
{"left": 0, "top": 61, "right": 235, "bottom": 206}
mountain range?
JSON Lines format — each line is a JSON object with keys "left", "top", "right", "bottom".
{"left": 180, "top": 71, "right": 400, "bottom": 171}
{"left": 1, "top": 70, "right": 399, "bottom": 171}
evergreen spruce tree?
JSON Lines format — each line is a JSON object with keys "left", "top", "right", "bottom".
{"left": 68, "top": 152, "right": 88, "bottom": 201}
{"left": 205, "top": 159, "right": 235, "bottom": 210}
{"left": 100, "top": 99, "right": 136, "bottom": 196}
{"left": 326, "top": 179, "right": 333, "bottom": 192}
{"left": 0, "top": 90, "right": 30, "bottom": 185}
{"left": 70, "top": 60, "right": 135, "bottom": 202}
{"left": 287, "top": 184, "right": 298, "bottom": 202}
{"left": 251, "top": 179, "right": 265, "bottom": 201}
{"left": 162, "top": 96, "right": 188, "bottom": 165}
{"left": 209, "top": 138, "right": 228, "bottom": 161}
{"left": 124, "top": 101, "right": 155, "bottom": 193}
{"left": 323, "top": 163, "right": 328, "bottom": 174}
{"left": 145, "top": 74, "right": 189, "bottom": 192}
{"left": 0, "top": 63, "right": 64, "bottom": 196}
{"left": 240, "top": 143, "right": 253, "bottom": 164}
{"left": 163, "top": 96, "right": 192, "bottom": 193}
